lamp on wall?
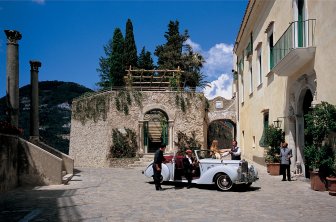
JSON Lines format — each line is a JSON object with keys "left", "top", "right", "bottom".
{"left": 273, "top": 117, "right": 286, "bottom": 129}
{"left": 273, "top": 118, "right": 282, "bottom": 129}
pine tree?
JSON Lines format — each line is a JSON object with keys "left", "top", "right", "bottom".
{"left": 155, "top": 20, "right": 205, "bottom": 89}
{"left": 154, "top": 20, "right": 188, "bottom": 69}
{"left": 97, "top": 38, "right": 113, "bottom": 89}
{"left": 124, "top": 19, "right": 138, "bottom": 70}
{"left": 138, "top": 47, "right": 155, "bottom": 70}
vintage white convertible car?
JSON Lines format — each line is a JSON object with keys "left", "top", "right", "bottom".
{"left": 143, "top": 149, "right": 259, "bottom": 191}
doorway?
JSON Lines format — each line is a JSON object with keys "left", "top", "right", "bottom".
{"left": 143, "top": 109, "right": 168, "bottom": 153}
{"left": 207, "top": 119, "right": 236, "bottom": 149}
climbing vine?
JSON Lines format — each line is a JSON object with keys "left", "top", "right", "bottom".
{"left": 72, "top": 93, "right": 110, "bottom": 125}
{"left": 107, "top": 128, "right": 138, "bottom": 159}
{"left": 115, "top": 90, "right": 143, "bottom": 115}
{"left": 72, "top": 90, "right": 143, "bottom": 124}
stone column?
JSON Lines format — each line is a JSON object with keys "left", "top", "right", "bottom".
{"left": 295, "top": 115, "right": 305, "bottom": 177}
{"left": 5, "top": 30, "right": 22, "bottom": 128}
{"left": 29, "top": 60, "right": 42, "bottom": 141}
{"left": 168, "top": 120, "right": 174, "bottom": 153}
{"left": 138, "top": 121, "right": 144, "bottom": 154}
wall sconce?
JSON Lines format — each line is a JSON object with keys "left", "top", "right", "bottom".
{"left": 273, "top": 117, "right": 286, "bottom": 129}
{"left": 273, "top": 119, "right": 282, "bottom": 129}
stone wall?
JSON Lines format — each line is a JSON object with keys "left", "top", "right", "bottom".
{"left": 1, "top": 134, "right": 63, "bottom": 192}
{"left": 0, "top": 134, "right": 18, "bottom": 192}
{"left": 207, "top": 96, "right": 236, "bottom": 123}
{"left": 69, "top": 91, "right": 207, "bottom": 167}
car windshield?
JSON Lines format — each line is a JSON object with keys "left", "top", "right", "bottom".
{"left": 195, "top": 150, "right": 214, "bottom": 160}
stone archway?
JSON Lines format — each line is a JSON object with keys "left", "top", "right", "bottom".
{"left": 288, "top": 73, "right": 317, "bottom": 177}
{"left": 206, "top": 97, "right": 236, "bottom": 150}
{"left": 207, "top": 119, "right": 236, "bottom": 149}
{"left": 139, "top": 104, "right": 174, "bottom": 154}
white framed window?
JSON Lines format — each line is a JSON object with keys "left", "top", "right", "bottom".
{"left": 249, "top": 61, "right": 253, "bottom": 94}
{"left": 241, "top": 77, "right": 244, "bottom": 104}
{"left": 257, "top": 48, "right": 262, "bottom": 85}
{"left": 267, "top": 30, "right": 274, "bottom": 71}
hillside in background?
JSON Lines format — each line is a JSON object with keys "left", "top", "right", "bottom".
{"left": 0, "top": 81, "right": 93, "bottom": 154}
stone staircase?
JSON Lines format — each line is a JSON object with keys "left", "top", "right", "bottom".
{"left": 129, "top": 154, "right": 154, "bottom": 167}
{"left": 148, "top": 121, "right": 162, "bottom": 143}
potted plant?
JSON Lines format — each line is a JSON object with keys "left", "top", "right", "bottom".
{"left": 264, "top": 124, "right": 284, "bottom": 175}
{"left": 304, "top": 102, "right": 336, "bottom": 191}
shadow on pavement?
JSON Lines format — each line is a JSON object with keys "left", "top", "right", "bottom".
{"left": 0, "top": 188, "right": 81, "bottom": 221}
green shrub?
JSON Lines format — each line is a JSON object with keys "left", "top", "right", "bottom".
{"left": 304, "top": 101, "right": 336, "bottom": 175}
{"left": 264, "top": 124, "right": 284, "bottom": 163}
{"left": 108, "top": 128, "right": 138, "bottom": 159}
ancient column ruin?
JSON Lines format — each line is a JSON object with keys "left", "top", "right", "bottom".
{"left": 29, "top": 60, "right": 42, "bottom": 141}
{"left": 4, "top": 30, "right": 22, "bottom": 128}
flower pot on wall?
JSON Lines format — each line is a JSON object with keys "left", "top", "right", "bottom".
{"left": 310, "top": 171, "right": 326, "bottom": 191}
{"left": 267, "top": 163, "right": 280, "bottom": 176}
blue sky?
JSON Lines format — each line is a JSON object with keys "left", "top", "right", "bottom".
{"left": 0, "top": 0, "right": 247, "bottom": 99}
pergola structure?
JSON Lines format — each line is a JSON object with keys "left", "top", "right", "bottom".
{"left": 124, "top": 66, "right": 184, "bottom": 91}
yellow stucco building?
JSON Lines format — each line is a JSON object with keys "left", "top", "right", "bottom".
{"left": 233, "top": 0, "right": 336, "bottom": 176}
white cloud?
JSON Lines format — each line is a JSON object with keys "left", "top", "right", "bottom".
{"left": 185, "top": 38, "right": 202, "bottom": 52}
{"left": 186, "top": 39, "right": 234, "bottom": 99}
{"left": 32, "top": 0, "right": 45, "bottom": 4}
{"left": 203, "top": 43, "right": 233, "bottom": 79}
{"left": 203, "top": 73, "right": 232, "bottom": 100}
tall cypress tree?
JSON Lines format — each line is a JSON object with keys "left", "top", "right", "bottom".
{"left": 124, "top": 19, "right": 137, "bottom": 70}
{"left": 110, "top": 28, "right": 125, "bottom": 87}
{"left": 138, "top": 47, "right": 154, "bottom": 70}
{"left": 97, "top": 28, "right": 125, "bottom": 89}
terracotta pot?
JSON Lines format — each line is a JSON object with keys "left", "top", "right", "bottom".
{"left": 267, "top": 163, "right": 280, "bottom": 176}
{"left": 326, "top": 176, "right": 336, "bottom": 192}
{"left": 310, "top": 171, "right": 326, "bottom": 191}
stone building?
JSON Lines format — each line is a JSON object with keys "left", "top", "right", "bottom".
{"left": 232, "top": 0, "right": 336, "bottom": 176}
{"left": 69, "top": 90, "right": 236, "bottom": 167}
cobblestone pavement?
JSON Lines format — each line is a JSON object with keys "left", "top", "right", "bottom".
{"left": 1, "top": 163, "right": 336, "bottom": 222}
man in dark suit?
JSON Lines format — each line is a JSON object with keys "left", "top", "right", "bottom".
{"left": 183, "top": 149, "right": 197, "bottom": 189}
{"left": 280, "top": 142, "right": 292, "bottom": 181}
{"left": 153, "top": 143, "right": 166, "bottom": 191}
{"left": 229, "top": 140, "right": 241, "bottom": 160}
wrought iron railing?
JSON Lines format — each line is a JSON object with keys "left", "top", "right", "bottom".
{"left": 272, "top": 19, "right": 316, "bottom": 69}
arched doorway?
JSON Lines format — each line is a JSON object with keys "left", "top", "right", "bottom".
{"left": 143, "top": 109, "right": 168, "bottom": 153}
{"left": 207, "top": 119, "right": 235, "bottom": 149}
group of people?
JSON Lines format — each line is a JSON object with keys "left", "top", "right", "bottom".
{"left": 152, "top": 140, "right": 242, "bottom": 191}
{"left": 209, "top": 139, "right": 241, "bottom": 160}
{"left": 152, "top": 140, "right": 293, "bottom": 191}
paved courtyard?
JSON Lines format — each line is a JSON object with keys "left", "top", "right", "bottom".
{"left": 1, "top": 163, "right": 335, "bottom": 222}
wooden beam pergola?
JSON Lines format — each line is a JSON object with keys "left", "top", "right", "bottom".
{"left": 124, "top": 66, "right": 183, "bottom": 91}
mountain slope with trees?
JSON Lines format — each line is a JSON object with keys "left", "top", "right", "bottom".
{"left": 0, "top": 81, "right": 92, "bottom": 154}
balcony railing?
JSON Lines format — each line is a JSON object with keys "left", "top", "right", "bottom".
{"left": 272, "top": 19, "right": 316, "bottom": 69}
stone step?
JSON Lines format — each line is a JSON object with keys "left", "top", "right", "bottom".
{"left": 62, "top": 174, "right": 73, "bottom": 184}
{"left": 128, "top": 154, "right": 154, "bottom": 167}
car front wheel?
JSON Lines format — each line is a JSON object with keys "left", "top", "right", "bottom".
{"left": 215, "top": 174, "right": 233, "bottom": 191}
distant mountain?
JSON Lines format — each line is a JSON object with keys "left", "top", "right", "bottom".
{"left": 0, "top": 81, "right": 93, "bottom": 154}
